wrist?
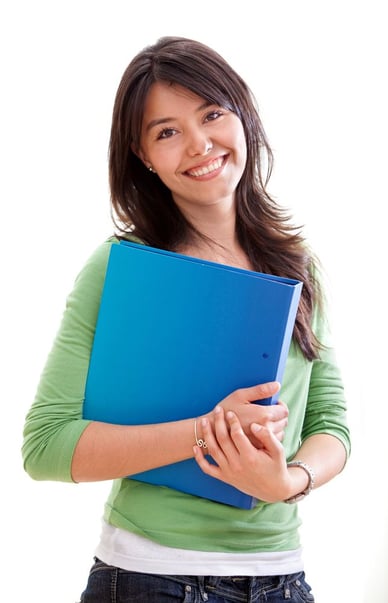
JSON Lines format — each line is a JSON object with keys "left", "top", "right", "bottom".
{"left": 284, "top": 460, "right": 316, "bottom": 504}
{"left": 194, "top": 417, "right": 208, "bottom": 449}
{"left": 193, "top": 409, "right": 217, "bottom": 450}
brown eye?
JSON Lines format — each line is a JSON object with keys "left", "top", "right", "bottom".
{"left": 205, "top": 110, "right": 223, "bottom": 122}
{"left": 157, "top": 128, "right": 176, "bottom": 140}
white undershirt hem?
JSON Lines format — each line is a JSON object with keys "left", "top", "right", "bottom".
{"left": 95, "top": 520, "right": 304, "bottom": 576}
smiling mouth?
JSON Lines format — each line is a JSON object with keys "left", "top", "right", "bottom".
{"left": 185, "top": 156, "right": 226, "bottom": 178}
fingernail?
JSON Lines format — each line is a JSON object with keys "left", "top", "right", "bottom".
{"left": 251, "top": 423, "right": 262, "bottom": 432}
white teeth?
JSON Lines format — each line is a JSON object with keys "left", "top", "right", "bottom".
{"left": 188, "top": 157, "right": 223, "bottom": 177}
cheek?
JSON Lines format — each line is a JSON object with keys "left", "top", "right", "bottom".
{"left": 239, "top": 136, "right": 247, "bottom": 162}
{"left": 235, "top": 131, "right": 247, "bottom": 169}
{"left": 230, "top": 121, "right": 247, "bottom": 160}
{"left": 152, "top": 145, "right": 180, "bottom": 173}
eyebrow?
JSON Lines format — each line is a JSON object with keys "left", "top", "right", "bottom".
{"left": 145, "top": 100, "right": 213, "bottom": 133}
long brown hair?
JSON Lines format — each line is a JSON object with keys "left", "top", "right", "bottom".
{"left": 109, "top": 36, "right": 321, "bottom": 360}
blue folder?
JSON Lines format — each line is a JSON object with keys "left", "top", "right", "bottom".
{"left": 83, "top": 241, "right": 302, "bottom": 509}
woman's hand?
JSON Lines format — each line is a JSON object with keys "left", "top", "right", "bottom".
{"left": 204, "top": 382, "right": 288, "bottom": 446}
{"left": 194, "top": 406, "right": 292, "bottom": 502}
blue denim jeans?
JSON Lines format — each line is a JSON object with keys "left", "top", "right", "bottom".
{"left": 79, "top": 558, "right": 315, "bottom": 602}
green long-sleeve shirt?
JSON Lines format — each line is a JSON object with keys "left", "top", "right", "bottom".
{"left": 22, "top": 237, "right": 350, "bottom": 553}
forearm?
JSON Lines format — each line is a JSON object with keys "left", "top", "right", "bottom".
{"left": 72, "top": 382, "right": 288, "bottom": 483}
{"left": 71, "top": 418, "right": 196, "bottom": 482}
{"left": 286, "top": 433, "right": 347, "bottom": 498}
{"left": 194, "top": 410, "right": 349, "bottom": 503}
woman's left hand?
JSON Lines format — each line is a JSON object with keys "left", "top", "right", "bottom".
{"left": 193, "top": 406, "right": 292, "bottom": 502}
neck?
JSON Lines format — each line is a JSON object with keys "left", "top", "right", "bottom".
{"left": 182, "top": 197, "right": 237, "bottom": 243}
{"left": 176, "top": 205, "right": 252, "bottom": 270}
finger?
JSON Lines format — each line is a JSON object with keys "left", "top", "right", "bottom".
{"left": 242, "top": 381, "right": 281, "bottom": 403}
{"left": 225, "top": 411, "right": 257, "bottom": 454}
{"left": 199, "top": 416, "right": 219, "bottom": 451}
{"left": 213, "top": 406, "right": 240, "bottom": 453}
{"left": 200, "top": 414, "right": 232, "bottom": 467}
{"left": 193, "top": 444, "right": 222, "bottom": 479}
{"left": 250, "top": 423, "right": 283, "bottom": 458}
{"left": 261, "top": 405, "right": 289, "bottom": 426}
{"left": 268, "top": 417, "right": 288, "bottom": 435}
{"left": 213, "top": 406, "right": 230, "bottom": 440}
{"left": 204, "top": 410, "right": 243, "bottom": 469}
{"left": 276, "top": 399, "right": 289, "bottom": 415}
{"left": 275, "top": 430, "right": 285, "bottom": 442}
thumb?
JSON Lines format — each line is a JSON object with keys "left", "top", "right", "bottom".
{"left": 246, "top": 381, "right": 281, "bottom": 402}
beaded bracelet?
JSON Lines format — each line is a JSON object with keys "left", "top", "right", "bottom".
{"left": 284, "top": 460, "right": 316, "bottom": 503}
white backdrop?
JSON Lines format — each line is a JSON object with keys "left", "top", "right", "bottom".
{"left": 1, "top": 1, "right": 386, "bottom": 602}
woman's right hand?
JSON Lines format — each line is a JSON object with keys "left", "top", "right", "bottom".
{"left": 204, "top": 382, "right": 288, "bottom": 446}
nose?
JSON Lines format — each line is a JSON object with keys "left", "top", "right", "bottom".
{"left": 186, "top": 128, "right": 213, "bottom": 157}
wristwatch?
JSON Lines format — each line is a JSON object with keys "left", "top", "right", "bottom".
{"left": 284, "top": 460, "right": 316, "bottom": 504}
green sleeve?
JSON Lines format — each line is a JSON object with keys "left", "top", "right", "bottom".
{"left": 22, "top": 238, "right": 115, "bottom": 482}
{"left": 301, "top": 295, "right": 351, "bottom": 458}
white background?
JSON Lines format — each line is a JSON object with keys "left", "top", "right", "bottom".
{"left": 1, "top": 1, "right": 386, "bottom": 602}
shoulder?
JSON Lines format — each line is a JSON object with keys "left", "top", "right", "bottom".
{"left": 76, "top": 236, "right": 118, "bottom": 277}
{"left": 72, "top": 236, "right": 125, "bottom": 289}
{"left": 70, "top": 234, "right": 144, "bottom": 308}
{"left": 63, "top": 237, "right": 120, "bottom": 322}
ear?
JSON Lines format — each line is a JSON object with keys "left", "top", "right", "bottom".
{"left": 131, "top": 144, "right": 149, "bottom": 168}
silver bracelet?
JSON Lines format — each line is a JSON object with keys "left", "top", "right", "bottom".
{"left": 194, "top": 418, "right": 207, "bottom": 448}
{"left": 284, "top": 460, "right": 316, "bottom": 504}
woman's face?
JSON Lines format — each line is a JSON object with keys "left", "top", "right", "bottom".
{"left": 138, "top": 81, "right": 247, "bottom": 216}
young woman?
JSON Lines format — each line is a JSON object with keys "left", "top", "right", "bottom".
{"left": 23, "top": 36, "right": 350, "bottom": 602}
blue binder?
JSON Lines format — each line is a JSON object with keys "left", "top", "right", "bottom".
{"left": 83, "top": 241, "right": 302, "bottom": 509}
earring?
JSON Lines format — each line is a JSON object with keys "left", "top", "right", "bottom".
{"left": 148, "top": 165, "right": 155, "bottom": 173}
